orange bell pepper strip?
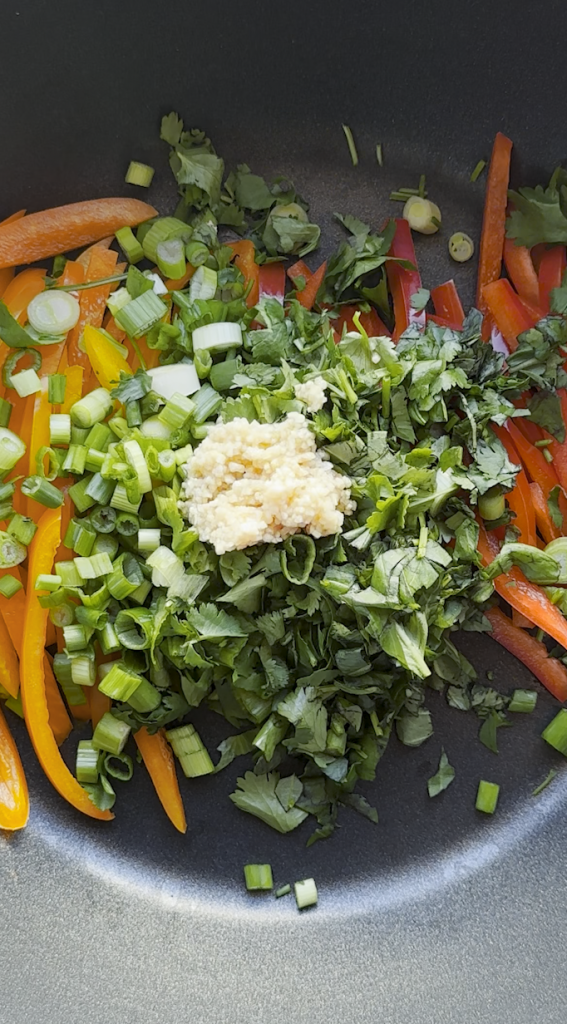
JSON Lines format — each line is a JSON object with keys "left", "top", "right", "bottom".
{"left": 1, "top": 267, "right": 47, "bottom": 323}
{"left": 512, "top": 608, "right": 534, "bottom": 629}
{"left": 43, "top": 653, "right": 73, "bottom": 747}
{"left": 0, "top": 198, "right": 157, "bottom": 270}
{"left": 287, "top": 259, "right": 312, "bottom": 286}
{"left": 21, "top": 507, "right": 113, "bottom": 821}
{"left": 296, "top": 260, "right": 326, "bottom": 311}
{"left": 60, "top": 365, "right": 84, "bottom": 412}
{"left": 386, "top": 218, "right": 421, "bottom": 341}
{"left": 0, "top": 268, "right": 15, "bottom": 299}
{"left": 529, "top": 481, "right": 561, "bottom": 545}
{"left": 227, "top": 240, "right": 260, "bottom": 307}
{"left": 75, "top": 236, "right": 113, "bottom": 270}
{"left": 477, "top": 132, "right": 513, "bottom": 328}
{"left": 26, "top": 378, "right": 51, "bottom": 518}
{"left": 492, "top": 425, "right": 537, "bottom": 545}
{"left": 67, "top": 247, "right": 119, "bottom": 369}
{"left": 431, "top": 280, "right": 465, "bottom": 327}
{"left": 134, "top": 727, "right": 187, "bottom": 834}
{"left": 503, "top": 238, "right": 540, "bottom": 308}
{"left": 0, "top": 209, "right": 26, "bottom": 228}
{"left": 83, "top": 323, "right": 132, "bottom": 391}
{"left": 0, "top": 702, "right": 29, "bottom": 831}
{"left": 164, "top": 265, "right": 195, "bottom": 291}
{"left": 478, "top": 519, "right": 567, "bottom": 650}
{"left": 0, "top": 567, "right": 25, "bottom": 657}
{"left": 486, "top": 605, "right": 567, "bottom": 702}
{"left": 538, "top": 245, "right": 566, "bottom": 314}
{"left": 61, "top": 259, "right": 87, "bottom": 288}
{"left": 482, "top": 278, "right": 535, "bottom": 352}
{"left": 87, "top": 686, "right": 111, "bottom": 730}
{"left": 0, "top": 610, "right": 20, "bottom": 699}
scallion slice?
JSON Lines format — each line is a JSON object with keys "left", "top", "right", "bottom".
{"left": 125, "top": 161, "right": 155, "bottom": 187}
{"left": 115, "top": 225, "right": 144, "bottom": 264}
{"left": 103, "top": 752, "right": 134, "bottom": 781}
{"left": 0, "top": 574, "right": 23, "bottom": 599}
{"left": 84, "top": 448, "right": 106, "bottom": 473}
{"left": 74, "top": 553, "right": 113, "bottom": 580}
{"left": 138, "top": 528, "right": 160, "bottom": 553}
{"left": 91, "top": 534, "right": 119, "bottom": 561}
{"left": 48, "top": 373, "right": 67, "bottom": 405}
{"left": 542, "top": 709, "right": 567, "bottom": 756}
{"left": 98, "top": 662, "right": 143, "bottom": 702}
{"left": 62, "top": 443, "right": 87, "bottom": 475}
{"left": 244, "top": 864, "right": 273, "bottom": 891}
{"left": 157, "top": 393, "right": 194, "bottom": 431}
{"left": 76, "top": 741, "right": 101, "bottom": 783}
{"left": 191, "top": 383, "right": 222, "bottom": 424}
{"left": 21, "top": 475, "right": 64, "bottom": 508}
{"left": 50, "top": 413, "right": 71, "bottom": 447}
{"left": 294, "top": 878, "right": 318, "bottom": 910}
{"left": 34, "top": 573, "right": 62, "bottom": 593}
{"left": 165, "top": 723, "right": 214, "bottom": 777}
{"left": 7, "top": 514, "right": 37, "bottom": 547}
{"left": 127, "top": 677, "right": 161, "bottom": 713}
{"left": 114, "top": 289, "right": 168, "bottom": 340}
{"left": 70, "top": 654, "right": 97, "bottom": 687}
{"left": 140, "top": 415, "right": 172, "bottom": 441}
{"left": 475, "top": 780, "right": 500, "bottom": 814}
{"left": 92, "top": 712, "right": 131, "bottom": 755}
{"left": 54, "top": 559, "right": 82, "bottom": 587}
{"left": 64, "top": 517, "right": 96, "bottom": 556}
{"left": 122, "top": 438, "right": 152, "bottom": 494}
{"left": 89, "top": 505, "right": 117, "bottom": 534}
{"left": 141, "top": 217, "right": 190, "bottom": 262}
{"left": 0, "top": 427, "right": 26, "bottom": 473}
{"left": 85, "top": 472, "right": 115, "bottom": 505}
{"left": 68, "top": 474, "right": 97, "bottom": 513}
{"left": 86, "top": 421, "right": 112, "bottom": 452}
{"left": 27, "top": 290, "right": 80, "bottom": 335}
{"left": 10, "top": 368, "right": 42, "bottom": 398}
{"left": 0, "top": 397, "right": 12, "bottom": 428}
{"left": 107, "top": 553, "right": 144, "bottom": 599}
{"left": 111, "top": 483, "right": 141, "bottom": 514}
{"left": 156, "top": 238, "right": 186, "bottom": 279}
{"left": 189, "top": 265, "right": 217, "bottom": 301}
{"left": 185, "top": 240, "right": 209, "bottom": 267}
{"left": 191, "top": 321, "right": 242, "bottom": 354}
{"left": 508, "top": 689, "right": 538, "bottom": 713}
{"left": 97, "top": 621, "right": 122, "bottom": 655}
{"left": 70, "top": 388, "right": 113, "bottom": 428}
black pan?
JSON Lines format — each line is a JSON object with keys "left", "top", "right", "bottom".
{"left": 2, "top": 2, "right": 567, "bottom": 1021}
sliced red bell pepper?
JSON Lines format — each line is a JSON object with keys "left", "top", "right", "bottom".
{"left": 226, "top": 240, "right": 259, "bottom": 307}
{"left": 546, "top": 388, "right": 567, "bottom": 492}
{"left": 427, "top": 314, "right": 464, "bottom": 331}
{"left": 492, "top": 425, "right": 536, "bottom": 545}
{"left": 503, "top": 239, "right": 540, "bottom": 307}
{"left": 258, "top": 262, "right": 286, "bottom": 304}
{"left": 538, "top": 245, "right": 566, "bottom": 313}
{"left": 478, "top": 519, "right": 567, "bottom": 650}
{"left": 477, "top": 132, "right": 513, "bottom": 330}
{"left": 518, "top": 297, "right": 545, "bottom": 323}
{"left": 385, "top": 218, "right": 421, "bottom": 341}
{"left": 331, "top": 304, "right": 391, "bottom": 341}
{"left": 287, "top": 259, "right": 312, "bottom": 286}
{"left": 486, "top": 606, "right": 567, "bottom": 702}
{"left": 482, "top": 278, "right": 536, "bottom": 351}
{"left": 431, "top": 280, "right": 465, "bottom": 327}
{"left": 530, "top": 243, "right": 547, "bottom": 273}
{"left": 296, "top": 260, "right": 326, "bottom": 311}
{"left": 505, "top": 419, "right": 560, "bottom": 496}
{"left": 529, "top": 481, "right": 561, "bottom": 544}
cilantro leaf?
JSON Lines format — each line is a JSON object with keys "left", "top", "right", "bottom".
{"left": 187, "top": 603, "right": 248, "bottom": 640}
{"left": 527, "top": 390, "right": 565, "bottom": 442}
{"left": 230, "top": 772, "right": 308, "bottom": 833}
{"left": 396, "top": 708, "right": 433, "bottom": 747}
{"left": 478, "top": 710, "right": 509, "bottom": 753}
{"left": 160, "top": 111, "right": 184, "bottom": 146}
{"left": 507, "top": 177, "right": 567, "bottom": 247}
{"left": 427, "top": 749, "right": 455, "bottom": 797}
{"left": 548, "top": 485, "right": 564, "bottom": 530}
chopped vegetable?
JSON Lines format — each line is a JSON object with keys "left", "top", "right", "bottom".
{"left": 0, "top": 702, "right": 29, "bottom": 830}
{"left": 403, "top": 197, "right": 441, "bottom": 234}
{"left": 542, "top": 709, "right": 567, "bottom": 756}
{"left": 125, "top": 161, "right": 155, "bottom": 188}
{"left": 244, "top": 864, "right": 273, "bottom": 891}
{"left": 342, "top": 124, "right": 359, "bottom": 166}
{"left": 448, "top": 232, "right": 474, "bottom": 262}
{"left": 294, "top": 878, "right": 318, "bottom": 909}
{"left": 475, "top": 780, "right": 500, "bottom": 814}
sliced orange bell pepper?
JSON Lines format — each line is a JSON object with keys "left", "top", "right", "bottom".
{"left": 478, "top": 519, "right": 567, "bottom": 650}
{"left": 164, "top": 265, "right": 195, "bottom": 291}
{"left": 0, "top": 609, "right": 20, "bottom": 699}
{"left": 1, "top": 267, "right": 47, "bottom": 323}
{"left": 486, "top": 605, "right": 567, "bottom": 702}
{"left": 296, "top": 260, "right": 326, "bottom": 311}
{"left": 83, "top": 323, "right": 132, "bottom": 391}
{"left": 287, "top": 259, "right": 312, "bottom": 286}
{"left": 134, "top": 727, "right": 187, "bottom": 834}
{"left": 503, "top": 239, "right": 540, "bottom": 308}
{"left": 0, "top": 567, "right": 25, "bottom": 657}
{"left": 386, "top": 218, "right": 421, "bottom": 341}
{"left": 67, "top": 247, "right": 119, "bottom": 369}
{"left": 0, "top": 268, "right": 15, "bottom": 299}
{"left": 0, "top": 702, "right": 29, "bottom": 831}
{"left": 44, "top": 653, "right": 73, "bottom": 747}
{"left": 538, "top": 245, "right": 566, "bottom": 314}
{"left": 0, "top": 209, "right": 26, "bottom": 228}
{"left": 482, "top": 278, "right": 535, "bottom": 352}
{"left": 20, "top": 507, "right": 113, "bottom": 821}
{"left": 86, "top": 686, "right": 111, "bottom": 730}
{"left": 227, "top": 240, "right": 259, "bottom": 307}
{"left": 60, "top": 365, "right": 84, "bottom": 412}
{"left": 477, "top": 132, "right": 513, "bottom": 329}
{"left": 431, "top": 280, "right": 465, "bottom": 327}
{"left": 76, "top": 237, "right": 113, "bottom": 270}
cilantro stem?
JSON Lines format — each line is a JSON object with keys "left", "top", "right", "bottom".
{"left": 342, "top": 124, "right": 359, "bottom": 167}
{"left": 50, "top": 273, "right": 128, "bottom": 292}
{"left": 470, "top": 159, "right": 487, "bottom": 182}
{"left": 375, "top": 143, "right": 383, "bottom": 167}
{"left": 381, "top": 375, "right": 391, "bottom": 418}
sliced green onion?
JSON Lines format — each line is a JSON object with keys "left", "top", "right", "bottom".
{"left": 144, "top": 445, "right": 159, "bottom": 477}
{"left": 189, "top": 266, "right": 217, "bottom": 301}
{"left": 147, "top": 363, "right": 201, "bottom": 400}
{"left": 542, "top": 709, "right": 567, "bottom": 756}
{"left": 70, "top": 424, "right": 90, "bottom": 446}
{"left": 62, "top": 444, "right": 87, "bottom": 475}
{"left": 10, "top": 368, "right": 42, "bottom": 398}
{"left": 110, "top": 483, "right": 141, "bottom": 514}
{"left": 34, "top": 573, "right": 62, "bottom": 592}
{"left": 191, "top": 321, "right": 242, "bottom": 354}
{"left": 0, "top": 427, "right": 26, "bottom": 473}
{"left": 74, "top": 553, "right": 113, "bottom": 580}
{"left": 342, "top": 124, "right": 359, "bottom": 166}
{"left": 114, "top": 290, "right": 168, "bottom": 340}
{"left": 53, "top": 651, "right": 73, "bottom": 685}
{"left": 107, "top": 415, "right": 129, "bottom": 439}
{"left": 509, "top": 689, "right": 538, "bottom": 713}
{"left": 138, "top": 528, "right": 160, "bottom": 553}
{"left": 75, "top": 602, "right": 107, "bottom": 630}
{"left": 91, "top": 534, "right": 119, "bottom": 561}
{"left": 49, "top": 601, "right": 76, "bottom": 627}
{"left": 0, "top": 397, "right": 12, "bottom": 428}
{"left": 130, "top": 579, "right": 152, "bottom": 604}
{"left": 544, "top": 448, "right": 554, "bottom": 464}
{"left": 115, "top": 225, "right": 144, "bottom": 264}
{"left": 243, "top": 864, "right": 273, "bottom": 892}
{"left": 125, "top": 160, "right": 155, "bottom": 187}
{"left": 449, "top": 232, "right": 475, "bottom": 263}
{"left": 21, "top": 476, "right": 63, "bottom": 508}
{"left": 107, "top": 553, "right": 144, "bottom": 599}
{"left": 0, "top": 574, "right": 22, "bottom": 599}
{"left": 127, "top": 677, "right": 161, "bottom": 713}
{"left": 2, "top": 348, "right": 42, "bottom": 389}
{"left": 89, "top": 505, "right": 117, "bottom": 534}
{"left": 114, "top": 512, "right": 139, "bottom": 537}
{"left": 98, "top": 662, "right": 143, "bottom": 702}
{"left": 191, "top": 383, "right": 222, "bottom": 424}
{"left": 114, "top": 607, "right": 154, "bottom": 650}
{"left": 76, "top": 740, "right": 101, "bottom": 783}
{"left": 103, "top": 752, "right": 134, "bottom": 781}
{"left": 156, "top": 238, "right": 186, "bottom": 279}
{"left": 403, "top": 196, "right": 441, "bottom": 234}
{"left": 294, "top": 878, "right": 318, "bottom": 910}
{"left": 68, "top": 474, "right": 97, "bottom": 513}
{"left": 97, "top": 621, "right": 122, "bottom": 655}
{"left": 0, "top": 482, "right": 16, "bottom": 505}
{"left": 85, "top": 421, "right": 112, "bottom": 452}
{"left": 140, "top": 415, "right": 172, "bottom": 441}
{"left": 475, "top": 780, "right": 500, "bottom": 814}
{"left": 142, "top": 219, "right": 191, "bottom": 265}
{"left": 85, "top": 472, "right": 114, "bottom": 505}
{"left": 157, "top": 393, "right": 194, "bottom": 431}
{"left": 55, "top": 559, "right": 82, "bottom": 587}
{"left": 146, "top": 545, "right": 183, "bottom": 588}
{"left": 470, "top": 159, "right": 487, "bottom": 182}
{"left": 123, "top": 438, "right": 152, "bottom": 494}
{"left": 275, "top": 884, "right": 291, "bottom": 898}
{"left": 165, "top": 723, "right": 214, "bottom": 777}
{"left": 157, "top": 449, "right": 176, "bottom": 482}
{"left": 70, "top": 654, "right": 96, "bottom": 687}
{"left": 106, "top": 289, "right": 133, "bottom": 320}
{"left": 70, "top": 388, "right": 113, "bottom": 429}
{"left": 63, "top": 623, "right": 89, "bottom": 652}
{"left": 185, "top": 240, "right": 209, "bottom": 267}
{"left": 64, "top": 517, "right": 96, "bottom": 556}
{"left": 27, "top": 290, "right": 80, "bottom": 334}
{"left": 48, "top": 374, "right": 66, "bottom": 405}
{"left": 35, "top": 444, "right": 59, "bottom": 481}
{"left": 85, "top": 448, "right": 106, "bottom": 473}
{"left": 78, "top": 580, "right": 109, "bottom": 609}
{"left": 7, "top": 513, "right": 37, "bottom": 547}
{"left": 49, "top": 413, "right": 71, "bottom": 447}
{"left": 125, "top": 400, "right": 142, "bottom": 428}
{"left": 92, "top": 712, "right": 131, "bottom": 755}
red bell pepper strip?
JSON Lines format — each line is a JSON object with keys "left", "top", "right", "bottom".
{"left": 546, "top": 389, "right": 567, "bottom": 492}
{"left": 21, "top": 507, "right": 113, "bottom": 821}
{"left": 492, "top": 425, "right": 537, "bottom": 545}
{"left": 134, "top": 727, "right": 187, "bottom": 834}
{"left": 431, "top": 280, "right": 465, "bottom": 327}
{"left": 518, "top": 297, "right": 545, "bottom": 323}
{"left": 296, "top": 260, "right": 326, "bottom": 311}
{"left": 0, "top": 702, "right": 29, "bottom": 831}
{"left": 287, "top": 259, "right": 312, "bottom": 286}
{"left": 227, "top": 240, "right": 259, "bottom": 308}
{"left": 530, "top": 244, "right": 547, "bottom": 273}
{"left": 538, "top": 245, "right": 566, "bottom": 313}
{"left": 331, "top": 304, "right": 391, "bottom": 341}
{"left": 503, "top": 238, "right": 540, "bottom": 307}
{"left": 427, "top": 314, "right": 464, "bottom": 331}
{"left": 514, "top": 415, "right": 544, "bottom": 445}
{"left": 258, "top": 262, "right": 286, "bottom": 304}
{"left": 482, "top": 278, "right": 536, "bottom": 352}
{"left": 529, "top": 481, "right": 561, "bottom": 544}
{"left": 486, "top": 606, "right": 567, "bottom": 702}
{"left": 477, "top": 132, "right": 513, "bottom": 329}
{"left": 478, "top": 520, "right": 567, "bottom": 650}
{"left": 386, "top": 218, "right": 421, "bottom": 341}
{"left": 506, "top": 419, "right": 559, "bottom": 493}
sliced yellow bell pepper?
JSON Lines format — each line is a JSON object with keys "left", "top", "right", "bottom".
{"left": 83, "top": 324, "right": 132, "bottom": 392}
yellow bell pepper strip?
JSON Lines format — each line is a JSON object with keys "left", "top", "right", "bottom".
{"left": 134, "top": 727, "right": 187, "bottom": 834}
{"left": 83, "top": 323, "right": 132, "bottom": 391}
{"left": 0, "top": 608, "right": 20, "bottom": 698}
{"left": 21, "top": 507, "right": 113, "bottom": 821}
{"left": 0, "top": 567, "right": 25, "bottom": 657}
{"left": 60, "top": 365, "right": 84, "bottom": 413}
{"left": 43, "top": 653, "right": 73, "bottom": 747}
{"left": 0, "top": 701, "right": 29, "bottom": 831}
{"left": 26, "top": 378, "right": 51, "bottom": 518}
